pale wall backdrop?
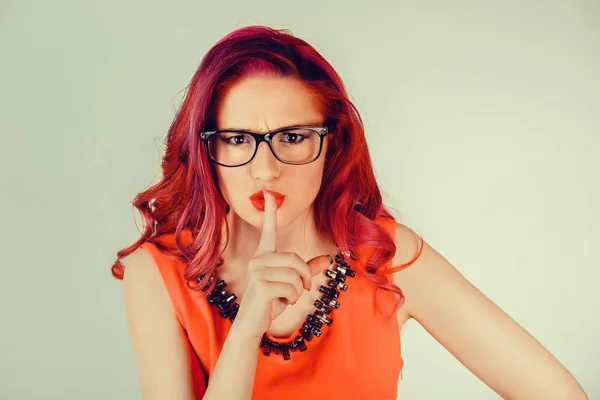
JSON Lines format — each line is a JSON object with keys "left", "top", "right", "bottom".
{"left": 1, "top": 0, "right": 598, "bottom": 399}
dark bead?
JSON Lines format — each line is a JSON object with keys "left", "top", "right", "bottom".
{"left": 272, "top": 342, "right": 282, "bottom": 355}
{"left": 325, "top": 268, "right": 346, "bottom": 283}
{"left": 262, "top": 345, "right": 271, "bottom": 356}
{"left": 208, "top": 290, "right": 226, "bottom": 305}
{"left": 314, "top": 299, "right": 333, "bottom": 314}
{"left": 320, "top": 295, "right": 340, "bottom": 309}
{"left": 314, "top": 310, "right": 332, "bottom": 325}
{"left": 311, "top": 326, "right": 322, "bottom": 337}
{"left": 281, "top": 344, "right": 291, "bottom": 360}
{"left": 328, "top": 279, "right": 348, "bottom": 291}
{"left": 260, "top": 335, "right": 271, "bottom": 356}
{"left": 209, "top": 285, "right": 225, "bottom": 298}
{"left": 217, "top": 293, "right": 237, "bottom": 310}
{"left": 319, "top": 285, "right": 339, "bottom": 299}
{"left": 295, "top": 335, "right": 307, "bottom": 351}
{"left": 230, "top": 303, "right": 239, "bottom": 318}
{"left": 301, "top": 320, "right": 313, "bottom": 333}
{"left": 306, "top": 314, "right": 323, "bottom": 328}
{"left": 336, "top": 264, "right": 356, "bottom": 278}
{"left": 301, "top": 326, "right": 313, "bottom": 341}
{"left": 335, "top": 254, "right": 351, "bottom": 268}
{"left": 214, "top": 280, "right": 227, "bottom": 291}
{"left": 221, "top": 302, "right": 238, "bottom": 319}
{"left": 289, "top": 340, "right": 298, "bottom": 352}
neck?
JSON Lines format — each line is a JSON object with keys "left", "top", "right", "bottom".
{"left": 222, "top": 206, "right": 338, "bottom": 264}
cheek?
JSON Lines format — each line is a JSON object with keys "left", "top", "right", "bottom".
{"left": 215, "top": 169, "right": 240, "bottom": 203}
{"left": 296, "top": 166, "right": 325, "bottom": 198}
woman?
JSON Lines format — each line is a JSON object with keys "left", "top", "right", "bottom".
{"left": 112, "top": 25, "right": 588, "bottom": 399}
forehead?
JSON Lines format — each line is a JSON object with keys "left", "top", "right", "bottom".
{"left": 215, "top": 76, "right": 323, "bottom": 131}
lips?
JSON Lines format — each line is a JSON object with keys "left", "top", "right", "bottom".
{"left": 250, "top": 189, "right": 285, "bottom": 211}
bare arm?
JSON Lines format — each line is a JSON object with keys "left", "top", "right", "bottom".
{"left": 202, "top": 324, "right": 261, "bottom": 400}
{"left": 391, "top": 223, "right": 588, "bottom": 400}
{"left": 123, "top": 247, "right": 203, "bottom": 400}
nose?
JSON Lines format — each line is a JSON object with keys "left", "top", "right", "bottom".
{"left": 251, "top": 142, "right": 281, "bottom": 181}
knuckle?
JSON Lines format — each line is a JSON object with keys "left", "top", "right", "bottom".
{"left": 280, "top": 251, "right": 295, "bottom": 262}
{"left": 259, "top": 279, "right": 269, "bottom": 289}
{"left": 288, "top": 252, "right": 303, "bottom": 265}
{"left": 286, "top": 285, "right": 297, "bottom": 298}
{"left": 285, "top": 252, "right": 304, "bottom": 269}
{"left": 247, "top": 269, "right": 264, "bottom": 285}
{"left": 254, "top": 280, "right": 268, "bottom": 292}
{"left": 251, "top": 269, "right": 264, "bottom": 281}
{"left": 283, "top": 268, "right": 296, "bottom": 280}
{"left": 293, "top": 273, "right": 303, "bottom": 287}
{"left": 247, "top": 258, "right": 258, "bottom": 270}
{"left": 291, "top": 279, "right": 302, "bottom": 295}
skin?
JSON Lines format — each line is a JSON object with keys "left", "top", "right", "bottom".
{"left": 123, "top": 75, "right": 588, "bottom": 399}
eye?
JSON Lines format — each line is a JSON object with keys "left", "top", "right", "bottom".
{"left": 281, "top": 132, "right": 305, "bottom": 144}
{"left": 219, "top": 134, "right": 250, "bottom": 146}
{"left": 228, "top": 135, "right": 247, "bottom": 145}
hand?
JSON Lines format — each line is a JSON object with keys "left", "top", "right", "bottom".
{"left": 232, "top": 191, "right": 333, "bottom": 340}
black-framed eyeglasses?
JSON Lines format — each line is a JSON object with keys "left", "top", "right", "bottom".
{"left": 200, "top": 126, "right": 329, "bottom": 167}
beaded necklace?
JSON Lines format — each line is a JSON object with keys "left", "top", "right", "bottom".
{"left": 202, "top": 252, "right": 356, "bottom": 360}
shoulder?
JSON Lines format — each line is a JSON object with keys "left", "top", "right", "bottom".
{"left": 123, "top": 246, "right": 161, "bottom": 285}
{"left": 382, "top": 222, "right": 423, "bottom": 323}
{"left": 389, "top": 222, "right": 423, "bottom": 270}
{"left": 388, "top": 222, "right": 475, "bottom": 321}
{"left": 123, "top": 246, "right": 172, "bottom": 317}
{"left": 123, "top": 244, "right": 186, "bottom": 312}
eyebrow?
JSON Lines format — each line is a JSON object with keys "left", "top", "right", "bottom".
{"left": 218, "top": 121, "right": 324, "bottom": 132}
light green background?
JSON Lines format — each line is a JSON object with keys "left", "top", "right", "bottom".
{"left": 1, "top": 0, "right": 598, "bottom": 399}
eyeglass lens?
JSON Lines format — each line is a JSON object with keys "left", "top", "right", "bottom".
{"left": 208, "top": 128, "right": 321, "bottom": 166}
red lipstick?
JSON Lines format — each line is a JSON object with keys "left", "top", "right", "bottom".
{"left": 250, "top": 189, "right": 285, "bottom": 211}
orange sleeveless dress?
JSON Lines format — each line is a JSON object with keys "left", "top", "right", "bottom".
{"left": 139, "top": 216, "right": 404, "bottom": 399}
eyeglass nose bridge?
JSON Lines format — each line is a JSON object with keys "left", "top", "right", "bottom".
{"left": 253, "top": 131, "right": 275, "bottom": 146}
{"left": 249, "top": 132, "right": 278, "bottom": 161}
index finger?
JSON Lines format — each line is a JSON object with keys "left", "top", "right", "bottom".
{"left": 254, "top": 190, "right": 277, "bottom": 256}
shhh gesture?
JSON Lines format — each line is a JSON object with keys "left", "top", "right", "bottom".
{"left": 233, "top": 190, "right": 333, "bottom": 340}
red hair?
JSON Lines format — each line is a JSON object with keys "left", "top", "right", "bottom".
{"left": 111, "top": 25, "right": 420, "bottom": 316}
